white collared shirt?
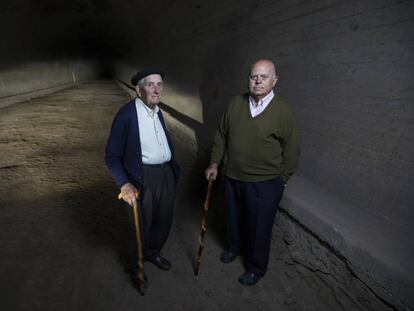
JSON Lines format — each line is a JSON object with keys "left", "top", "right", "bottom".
{"left": 249, "top": 90, "right": 275, "bottom": 118}
{"left": 135, "top": 98, "right": 172, "bottom": 164}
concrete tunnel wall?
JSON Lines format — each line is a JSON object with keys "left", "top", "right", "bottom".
{"left": 0, "top": 61, "right": 100, "bottom": 108}
{"left": 1, "top": 0, "right": 413, "bottom": 309}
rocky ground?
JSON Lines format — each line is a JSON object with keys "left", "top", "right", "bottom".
{"left": 0, "top": 81, "right": 391, "bottom": 311}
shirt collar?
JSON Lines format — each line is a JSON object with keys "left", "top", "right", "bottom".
{"left": 135, "top": 97, "right": 159, "bottom": 117}
{"left": 249, "top": 90, "right": 274, "bottom": 107}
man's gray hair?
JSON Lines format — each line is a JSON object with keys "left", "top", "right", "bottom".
{"left": 137, "top": 77, "right": 146, "bottom": 87}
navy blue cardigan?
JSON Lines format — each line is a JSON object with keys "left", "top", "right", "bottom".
{"left": 105, "top": 99, "right": 180, "bottom": 190}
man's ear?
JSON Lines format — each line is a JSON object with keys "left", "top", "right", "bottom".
{"left": 272, "top": 76, "right": 278, "bottom": 88}
{"left": 135, "top": 85, "right": 142, "bottom": 97}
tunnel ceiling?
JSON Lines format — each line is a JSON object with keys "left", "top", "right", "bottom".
{"left": 0, "top": 0, "right": 201, "bottom": 65}
{"left": 0, "top": 0, "right": 157, "bottom": 64}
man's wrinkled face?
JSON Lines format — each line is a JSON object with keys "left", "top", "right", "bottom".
{"left": 248, "top": 61, "right": 277, "bottom": 101}
{"left": 136, "top": 74, "right": 163, "bottom": 108}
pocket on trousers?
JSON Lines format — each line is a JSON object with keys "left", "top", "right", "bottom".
{"left": 272, "top": 175, "right": 286, "bottom": 189}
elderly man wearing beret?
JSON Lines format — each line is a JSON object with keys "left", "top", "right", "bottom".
{"left": 105, "top": 68, "right": 180, "bottom": 288}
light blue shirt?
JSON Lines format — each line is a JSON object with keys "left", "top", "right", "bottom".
{"left": 135, "top": 98, "right": 172, "bottom": 164}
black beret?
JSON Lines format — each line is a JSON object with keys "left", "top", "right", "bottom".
{"left": 131, "top": 67, "right": 165, "bottom": 86}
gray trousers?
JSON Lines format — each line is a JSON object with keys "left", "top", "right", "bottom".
{"left": 126, "top": 164, "right": 176, "bottom": 272}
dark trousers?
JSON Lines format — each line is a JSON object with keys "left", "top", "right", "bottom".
{"left": 224, "top": 175, "right": 285, "bottom": 276}
{"left": 126, "top": 164, "right": 176, "bottom": 272}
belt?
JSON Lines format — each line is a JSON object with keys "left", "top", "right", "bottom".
{"left": 142, "top": 162, "right": 169, "bottom": 167}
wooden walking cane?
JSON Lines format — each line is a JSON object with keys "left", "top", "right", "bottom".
{"left": 194, "top": 177, "right": 214, "bottom": 275}
{"left": 118, "top": 192, "right": 146, "bottom": 295}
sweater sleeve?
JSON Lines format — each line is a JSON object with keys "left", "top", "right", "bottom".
{"left": 209, "top": 103, "right": 231, "bottom": 165}
{"left": 279, "top": 106, "right": 300, "bottom": 183}
{"left": 104, "top": 108, "right": 130, "bottom": 188}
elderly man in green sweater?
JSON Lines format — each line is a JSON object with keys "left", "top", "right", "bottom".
{"left": 205, "top": 59, "right": 300, "bottom": 286}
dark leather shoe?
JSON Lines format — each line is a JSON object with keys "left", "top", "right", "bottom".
{"left": 220, "top": 250, "right": 238, "bottom": 263}
{"left": 238, "top": 271, "right": 261, "bottom": 286}
{"left": 147, "top": 256, "right": 172, "bottom": 270}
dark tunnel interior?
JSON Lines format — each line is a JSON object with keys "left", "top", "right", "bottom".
{"left": 1, "top": 1, "right": 127, "bottom": 57}
{"left": 0, "top": 1, "right": 413, "bottom": 310}
{"left": 0, "top": 0, "right": 184, "bottom": 77}
{"left": 1, "top": 0, "right": 133, "bottom": 77}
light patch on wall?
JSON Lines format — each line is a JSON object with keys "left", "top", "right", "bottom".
{"left": 162, "top": 85, "right": 203, "bottom": 124}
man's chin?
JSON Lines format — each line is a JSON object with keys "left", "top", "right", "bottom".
{"left": 251, "top": 92, "right": 264, "bottom": 97}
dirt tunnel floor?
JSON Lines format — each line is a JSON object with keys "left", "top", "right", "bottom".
{"left": 0, "top": 81, "right": 368, "bottom": 311}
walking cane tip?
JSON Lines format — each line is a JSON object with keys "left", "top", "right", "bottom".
{"left": 193, "top": 263, "right": 200, "bottom": 276}
{"left": 138, "top": 286, "right": 145, "bottom": 296}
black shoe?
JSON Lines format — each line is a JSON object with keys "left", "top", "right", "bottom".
{"left": 220, "top": 250, "right": 238, "bottom": 263}
{"left": 147, "top": 256, "right": 172, "bottom": 270}
{"left": 238, "top": 271, "right": 261, "bottom": 286}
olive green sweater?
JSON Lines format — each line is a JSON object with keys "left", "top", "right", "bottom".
{"left": 210, "top": 94, "right": 300, "bottom": 183}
